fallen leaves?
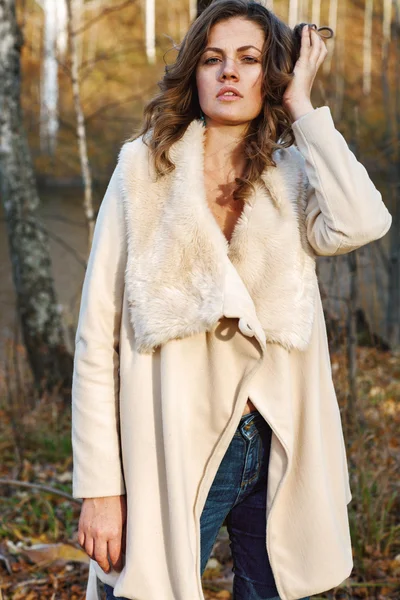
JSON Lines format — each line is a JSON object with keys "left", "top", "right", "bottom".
{"left": 0, "top": 345, "right": 399, "bottom": 599}
{"left": 19, "top": 543, "right": 89, "bottom": 567}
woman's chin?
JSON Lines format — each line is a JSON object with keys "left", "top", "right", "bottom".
{"left": 206, "top": 111, "right": 255, "bottom": 126}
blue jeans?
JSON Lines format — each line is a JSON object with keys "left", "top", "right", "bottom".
{"left": 102, "top": 410, "right": 310, "bottom": 600}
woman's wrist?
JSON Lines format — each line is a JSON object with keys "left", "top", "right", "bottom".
{"left": 283, "top": 98, "right": 315, "bottom": 123}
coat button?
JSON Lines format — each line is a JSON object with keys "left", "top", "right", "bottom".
{"left": 239, "top": 318, "right": 255, "bottom": 337}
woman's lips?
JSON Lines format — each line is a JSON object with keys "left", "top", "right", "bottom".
{"left": 217, "top": 93, "right": 242, "bottom": 101}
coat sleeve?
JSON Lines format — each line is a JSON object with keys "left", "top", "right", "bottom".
{"left": 291, "top": 106, "right": 392, "bottom": 256}
{"left": 71, "top": 163, "right": 127, "bottom": 499}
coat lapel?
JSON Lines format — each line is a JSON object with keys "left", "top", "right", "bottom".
{"left": 118, "top": 119, "right": 318, "bottom": 354}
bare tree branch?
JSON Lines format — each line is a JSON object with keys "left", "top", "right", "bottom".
{"left": 73, "top": 0, "right": 135, "bottom": 36}
{"left": 45, "top": 228, "right": 87, "bottom": 269}
{"left": 0, "top": 478, "right": 81, "bottom": 504}
{"left": 84, "top": 87, "right": 154, "bottom": 123}
{"left": 79, "top": 43, "right": 144, "bottom": 75}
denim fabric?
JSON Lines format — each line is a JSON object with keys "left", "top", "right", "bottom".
{"left": 101, "top": 410, "right": 310, "bottom": 600}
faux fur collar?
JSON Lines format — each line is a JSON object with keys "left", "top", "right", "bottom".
{"left": 118, "top": 119, "right": 318, "bottom": 354}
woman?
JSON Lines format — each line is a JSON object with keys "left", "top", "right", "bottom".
{"left": 71, "top": 1, "right": 392, "bottom": 599}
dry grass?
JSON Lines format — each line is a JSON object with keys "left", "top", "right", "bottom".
{"left": 0, "top": 341, "right": 399, "bottom": 599}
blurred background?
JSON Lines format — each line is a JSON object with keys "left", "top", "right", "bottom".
{"left": 0, "top": 0, "right": 399, "bottom": 598}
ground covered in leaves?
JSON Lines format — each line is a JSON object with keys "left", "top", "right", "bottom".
{"left": 0, "top": 346, "right": 399, "bottom": 600}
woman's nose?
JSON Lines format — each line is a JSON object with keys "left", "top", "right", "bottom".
{"left": 218, "top": 58, "right": 239, "bottom": 81}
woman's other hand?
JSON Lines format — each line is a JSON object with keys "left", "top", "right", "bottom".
{"left": 78, "top": 495, "right": 127, "bottom": 573}
{"left": 283, "top": 24, "right": 328, "bottom": 120}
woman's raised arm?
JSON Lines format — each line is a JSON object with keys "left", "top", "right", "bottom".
{"left": 291, "top": 106, "right": 392, "bottom": 256}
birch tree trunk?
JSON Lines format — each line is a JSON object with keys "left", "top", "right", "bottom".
{"left": 323, "top": 0, "right": 338, "bottom": 75}
{"left": 311, "top": 0, "right": 321, "bottom": 27}
{"left": 189, "top": 0, "right": 196, "bottom": 22}
{"left": 299, "top": 0, "right": 308, "bottom": 22}
{"left": 36, "top": 0, "right": 68, "bottom": 154}
{"left": 333, "top": 0, "right": 346, "bottom": 121}
{"left": 145, "top": 0, "right": 156, "bottom": 63}
{"left": 363, "top": 0, "right": 374, "bottom": 95}
{"left": 0, "top": 0, "right": 72, "bottom": 395}
{"left": 66, "top": 0, "right": 95, "bottom": 250}
{"left": 40, "top": 0, "right": 59, "bottom": 154}
{"left": 288, "top": 0, "right": 299, "bottom": 28}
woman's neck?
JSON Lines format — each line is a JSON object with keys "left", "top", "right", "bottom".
{"left": 203, "top": 120, "right": 248, "bottom": 179}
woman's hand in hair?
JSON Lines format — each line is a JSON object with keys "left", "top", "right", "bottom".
{"left": 78, "top": 495, "right": 127, "bottom": 573}
{"left": 282, "top": 24, "right": 328, "bottom": 118}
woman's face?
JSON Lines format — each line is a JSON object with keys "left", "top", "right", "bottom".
{"left": 195, "top": 17, "right": 265, "bottom": 126}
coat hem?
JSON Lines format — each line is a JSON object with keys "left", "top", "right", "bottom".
{"left": 193, "top": 331, "right": 266, "bottom": 600}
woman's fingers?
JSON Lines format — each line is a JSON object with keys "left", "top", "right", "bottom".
{"left": 300, "top": 23, "right": 311, "bottom": 54}
{"left": 93, "top": 537, "right": 111, "bottom": 573}
{"left": 316, "top": 43, "right": 328, "bottom": 71}
{"left": 300, "top": 25, "right": 328, "bottom": 68}
{"left": 77, "top": 528, "right": 85, "bottom": 549}
{"left": 78, "top": 521, "right": 94, "bottom": 560}
{"left": 108, "top": 536, "right": 124, "bottom": 572}
{"left": 77, "top": 496, "right": 126, "bottom": 572}
{"left": 315, "top": 34, "right": 328, "bottom": 71}
{"left": 309, "top": 29, "right": 322, "bottom": 62}
{"left": 300, "top": 25, "right": 327, "bottom": 59}
{"left": 121, "top": 523, "right": 127, "bottom": 554}
{"left": 83, "top": 534, "right": 94, "bottom": 560}
{"left": 80, "top": 530, "right": 123, "bottom": 573}
{"left": 283, "top": 23, "right": 329, "bottom": 104}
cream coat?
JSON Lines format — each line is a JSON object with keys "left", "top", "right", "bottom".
{"left": 71, "top": 106, "right": 392, "bottom": 600}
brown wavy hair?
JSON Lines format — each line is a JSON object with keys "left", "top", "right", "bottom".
{"left": 134, "top": 0, "right": 333, "bottom": 202}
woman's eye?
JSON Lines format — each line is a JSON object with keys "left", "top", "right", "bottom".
{"left": 203, "top": 56, "right": 258, "bottom": 65}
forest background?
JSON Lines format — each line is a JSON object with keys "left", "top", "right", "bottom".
{"left": 0, "top": 0, "right": 399, "bottom": 599}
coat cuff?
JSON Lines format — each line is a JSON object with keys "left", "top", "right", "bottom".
{"left": 291, "top": 105, "right": 328, "bottom": 130}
